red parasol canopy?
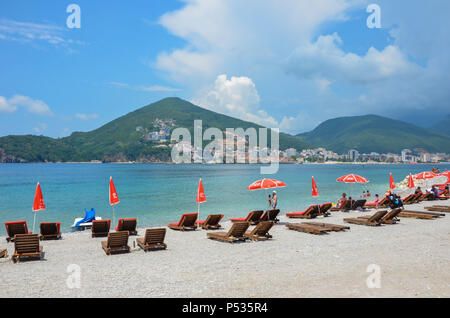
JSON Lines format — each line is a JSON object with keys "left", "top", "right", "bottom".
{"left": 415, "top": 171, "right": 438, "bottom": 180}
{"left": 247, "top": 178, "right": 286, "bottom": 190}
{"left": 336, "top": 174, "right": 369, "bottom": 184}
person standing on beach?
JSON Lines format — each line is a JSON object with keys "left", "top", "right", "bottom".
{"left": 268, "top": 194, "right": 272, "bottom": 209}
{"left": 366, "top": 190, "right": 371, "bottom": 197}
{"left": 272, "top": 191, "right": 278, "bottom": 209}
{"left": 374, "top": 194, "right": 380, "bottom": 209}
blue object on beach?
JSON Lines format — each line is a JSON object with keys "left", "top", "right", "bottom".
{"left": 75, "top": 208, "right": 96, "bottom": 227}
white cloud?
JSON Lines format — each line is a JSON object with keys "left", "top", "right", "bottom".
{"left": 156, "top": 0, "right": 352, "bottom": 83}
{"left": 0, "top": 95, "right": 53, "bottom": 115}
{"left": 285, "top": 33, "right": 420, "bottom": 84}
{"left": 108, "top": 82, "right": 181, "bottom": 92}
{"left": 0, "top": 19, "right": 84, "bottom": 48}
{"left": 0, "top": 96, "right": 17, "bottom": 113}
{"left": 75, "top": 113, "right": 99, "bottom": 120}
{"left": 153, "top": 1, "right": 449, "bottom": 132}
{"left": 193, "top": 74, "right": 279, "bottom": 127}
{"left": 33, "top": 123, "right": 48, "bottom": 134}
{"left": 136, "top": 85, "right": 181, "bottom": 92}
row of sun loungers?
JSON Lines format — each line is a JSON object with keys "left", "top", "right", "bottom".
{"left": 3, "top": 201, "right": 447, "bottom": 261}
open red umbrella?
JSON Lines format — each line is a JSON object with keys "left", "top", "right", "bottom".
{"left": 336, "top": 174, "right": 369, "bottom": 183}
{"left": 247, "top": 178, "right": 286, "bottom": 209}
{"left": 439, "top": 170, "right": 450, "bottom": 183}
{"left": 415, "top": 171, "right": 438, "bottom": 179}
{"left": 336, "top": 174, "right": 369, "bottom": 198}
{"left": 247, "top": 178, "right": 286, "bottom": 190}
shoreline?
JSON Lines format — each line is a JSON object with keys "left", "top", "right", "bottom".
{"left": 1, "top": 200, "right": 449, "bottom": 298}
{"left": 1, "top": 162, "right": 449, "bottom": 165}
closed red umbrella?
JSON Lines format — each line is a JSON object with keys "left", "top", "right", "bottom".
{"left": 389, "top": 173, "right": 396, "bottom": 190}
{"left": 312, "top": 176, "right": 319, "bottom": 197}
{"left": 196, "top": 178, "right": 207, "bottom": 220}
{"left": 408, "top": 173, "right": 415, "bottom": 188}
{"left": 109, "top": 177, "right": 120, "bottom": 226}
{"left": 32, "top": 182, "right": 46, "bottom": 233}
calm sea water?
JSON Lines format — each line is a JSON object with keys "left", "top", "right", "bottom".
{"left": 1, "top": 163, "right": 449, "bottom": 235}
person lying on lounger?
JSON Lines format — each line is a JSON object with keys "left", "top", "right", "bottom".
{"left": 431, "top": 185, "right": 440, "bottom": 198}
{"left": 415, "top": 187, "right": 423, "bottom": 195}
{"left": 337, "top": 193, "right": 347, "bottom": 206}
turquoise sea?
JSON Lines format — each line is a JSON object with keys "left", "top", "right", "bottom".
{"left": 1, "top": 163, "right": 449, "bottom": 235}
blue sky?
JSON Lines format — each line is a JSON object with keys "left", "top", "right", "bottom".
{"left": 1, "top": 0, "right": 449, "bottom": 138}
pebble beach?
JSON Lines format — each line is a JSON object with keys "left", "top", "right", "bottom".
{"left": 1, "top": 200, "right": 449, "bottom": 298}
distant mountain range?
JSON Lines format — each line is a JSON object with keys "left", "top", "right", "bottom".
{"left": 296, "top": 114, "right": 450, "bottom": 154}
{"left": 430, "top": 114, "right": 450, "bottom": 136}
{"left": 0, "top": 98, "right": 449, "bottom": 163}
{"left": 0, "top": 97, "right": 309, "bottom": 163}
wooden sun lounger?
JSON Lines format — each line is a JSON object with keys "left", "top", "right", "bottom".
{"left": 344, "top": 210, "right": 387, "bottom": 226}
{"left": 359, "top": 208, "right": 402, "bottom": 224}
{"left": 136, "top": 228, "right": 167, "bottom": 251}
{"left": 39, "top": 222, "right": 62, "bottom": 240}
{"left": 5, "top": 221, "right": 31, "bottom": 242}
{"left": 12, "top": 234, "right": 43, "bottom": 263}
{"left": 302, "top": 222, "right": 350, "bottom": 231}
{"left": 399, "top": 210, "right": 444, "bottom": 219}
{"left": 115, "top": 218, "right": 138, "bottom": 235}
{"left": 352, "top": 199, "right": 367, "bottom": 210}
{"left": 168, "top": 213, "right": 198, "bottom": 231}
{"left": 207, "top": 222, "right": 250, "bottom": 243}
{"left": 92, "top": 219, "right": 111, "bottom": 238}
{"left": 402, "top": 194, "right": 420, "bottom": 205}
{"left": 286, "top": 205, "right": 319, "bottom": 219}
{"left": 364, "top": 197, "right": 389, "bottom": 209}
{"left": 285, "top": 223, "right": 329, "bottom": 235}
{"left": 260, "top": 209, "right": 280, "bottom": 222}
{"left": 331, "top": 200, "right": 355, "bottom": 212}
{"left": 318, "top": 203, "right": 332, "bottom": 216}
{"left": 418, "top": 192, "right": 435, "bottom": 201}
{"left": 244, "top": 221, "right": 274, "bottom": 241}
{"left": 101, "top": 231, "right": 130, "bottom": 255}
{"left": 425, "top": 206, "right": 450, "bottom": 212}
{"left": 196, "top": 214, "right": 224, "bottom": 230}
{"left": 0, "top": 249, "right": 7, "bottom": 259}
{"left": 230, "top": 210, "right": 264, "bottom": 225}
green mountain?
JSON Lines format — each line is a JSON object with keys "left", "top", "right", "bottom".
{"left": 296, "top": 114, "right": 450, "bottom": 154}
{"left": 430, "top": 114, "right": 450, "bottom": 136}
{"left": 0, "top": 97, "right": 310, "bottom": 163}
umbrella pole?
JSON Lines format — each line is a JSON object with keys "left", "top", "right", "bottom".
{"left": 32, "top": 211, "right": 37, "bottom": 233}
{"left": 113, "top": 205, "right": 115, "bottom": 229}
